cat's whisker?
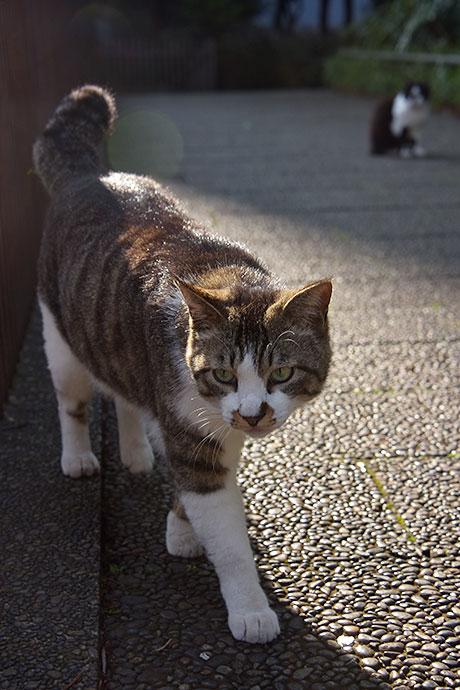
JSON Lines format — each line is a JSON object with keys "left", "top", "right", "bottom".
{"left": 197, "top": 419, "right": 214, "bottom": 431}
{"left": 189, "top": 424, "right": 227, "bottom": 470}
{"left": 171, "top": 407, "right": 224, "bottom": 445}
{"left": 196, "top": 409, "right": 214, "bottom": 418}
{"left": 172, "top": 416, "right": 212, "bottom": 442}
{"left": 211, "top": 427, "right": 231, "bottom": 472}
{"left": 196, "top": 411, "right": 223, "bottom": 426}
{"left": 187, "top": 403, "right": 222, "bottom": 422}
{"left": 207, "top": 425, "right": 228, "bottom": 474}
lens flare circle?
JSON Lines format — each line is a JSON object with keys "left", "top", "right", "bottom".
{"left": 108, "top": 109, "right": 183, "bottom": 179}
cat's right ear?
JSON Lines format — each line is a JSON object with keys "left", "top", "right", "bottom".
{"left": 175, "top": 280, "right": 226, "bottom": 330}
{"left": 266, "top": 279, "right": 332, "bottom": 329}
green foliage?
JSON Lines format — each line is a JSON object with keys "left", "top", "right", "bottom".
{"left": 325, "top": 53, "right": 460, "bottom": 108}
{"left": 396, "top": 0, "right": 458, "bottom": 51}
{"left": 325, "top": 0, "right": 460, "bottom": 109}
{"left": 348, "top": 0, "right": 460, "bottom": 51}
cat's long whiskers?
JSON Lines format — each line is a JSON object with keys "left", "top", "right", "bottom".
{"left": 184, "top": 401, "right": 222, "bottom": 423}
{"left": 171, "top": 404, "right": 222, "bottom": 442}
{"left": 189, "top": 424, "right": 224, "bottom": 459}
{"left": 189, "top": 424, "right": 227, "bottom": 470}
{"left": 193, "top": 424, "right": 227, "bottom": 463}
{"left": 196, "top": 409, "right": 215, "bottom": 419}
{"left": 211, "top": 426, "right": 231, "bottom": 473}
{"left": 172, "top": 420, "right": 206, "bottom": 444}
{"left": 197, "top": 419, "right": 215, "bottom": 431}
{"left": 195, "top": 411, "right": 223, "bottom": 429}
{"left": 207, "top": 425, "right": 227, "bottom": 474}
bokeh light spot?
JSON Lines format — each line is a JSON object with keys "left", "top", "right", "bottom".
{"left": 108, "top": 110, "right": 184, "bottom": 179}
{"left": 71, "top": 3, "right": 132, "bottom": 38}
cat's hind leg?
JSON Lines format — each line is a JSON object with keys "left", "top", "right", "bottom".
{"left": 166, "top": 499, "right": 204, "bottom": 558}
{"left": 115, "top": 397, "right": 154, "bottom": 474}
{"left": 40, "top": 300, "right": 99, "bottom": 478}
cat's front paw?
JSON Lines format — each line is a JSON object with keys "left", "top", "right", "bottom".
{"left": 166, "top": 510, "right": 204, "bottom": 558}
{"left": 61, "top": 451, "right": 100, "bottom": 478}
{"left": 400, "top": 146, "right": 413, "bottom": 159}
{"left": 229, "top": 608, "right": 280, "bottom": 644}
{"left": 120, "top": 442, "right": 154, "bottom": 474}
{"left": 413, "top": 144, "right": 427, "bottom": 158}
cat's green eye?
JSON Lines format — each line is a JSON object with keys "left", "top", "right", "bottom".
{"left": 270, "top": 366, "right": 293, "bottom": 383}
{"left": 213, "top": 368, "right": 235, "bottom": 384}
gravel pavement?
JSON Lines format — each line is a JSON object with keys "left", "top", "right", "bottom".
{"left": 1, "top": 89, "right": 459, "bottom": 689}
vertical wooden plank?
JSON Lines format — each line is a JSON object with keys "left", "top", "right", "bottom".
{"left": 0, "top": 0, "right": 79, "bottom": 415}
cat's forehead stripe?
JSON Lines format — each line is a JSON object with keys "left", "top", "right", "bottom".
{"left": 235, "top": 352, "right": 267, "bottom": 417}
{"left": 236, "top": 352, "right": 265, "bottom": 391}
{"left": 233, "top": 301, "right": 274, "bottom": 364}
{"left": 237, "top": 351, "right": 258, "bottom": 376}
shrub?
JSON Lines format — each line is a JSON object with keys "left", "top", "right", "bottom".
{"left": 324, "top": 53, "right": 460, "bottom": 109}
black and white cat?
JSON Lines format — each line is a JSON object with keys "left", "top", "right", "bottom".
{"left": 370, "top": 82, "right": 430, "bottom": 157}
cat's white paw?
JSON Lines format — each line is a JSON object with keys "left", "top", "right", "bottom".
{"left": 61, "top": 451, "right": 100, "bottom": 478}
{"left": 166, "top": 510, "right": 204, "bottom": 558}
{"left": 400, "top": 146, "right": 413, "bottom": 159}
{"left": 413, "top": 144, "right": 427, "bottom": 158}
{"left": 229, "top": 608, "right": 280, "bottom": 644}
{"left": 120, "top": 442, "right": 154, "bottom": 474}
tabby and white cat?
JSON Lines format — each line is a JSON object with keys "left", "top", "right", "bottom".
{"left": 33, "top": 86, "right": 332, "bottom": 643}
{"left": 370, "top": 81, "right": 430, "bottom": 157}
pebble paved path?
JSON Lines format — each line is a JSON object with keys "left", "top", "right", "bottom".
{"left": 1, "top": 89, "right": 459, "bottom": 689}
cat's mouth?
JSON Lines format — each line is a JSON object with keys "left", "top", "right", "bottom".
{"left": 244, "top": 426, "right": 275, "bottom": 439}
{"left": 230, "top": 407, "right": 277, "bottom": 437}
{"left": 231, "top": 419, "right": 277, "bottom": 438}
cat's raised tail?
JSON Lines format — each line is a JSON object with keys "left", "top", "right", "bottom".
{"left": 32, "top": 84, "right": 117, "bottom": 196}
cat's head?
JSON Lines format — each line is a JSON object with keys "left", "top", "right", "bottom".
{"left": 178, "top": 279, "right": 332, "bottom": 438}
{"left": 403, "top": 82, "right": 430, "bottom": 107}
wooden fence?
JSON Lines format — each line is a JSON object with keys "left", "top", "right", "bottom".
{"left": 86, "top": 35, "right": 217, "bottom": 91}
{"left": 0, "top": 0, "right": 81, "bottom": 416}
{"left": 0, "top": 3, "right": 217, "bottom": 415}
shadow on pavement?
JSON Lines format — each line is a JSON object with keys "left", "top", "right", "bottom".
{"left": 99, "top": 399, "right": 390, "bottom": 689}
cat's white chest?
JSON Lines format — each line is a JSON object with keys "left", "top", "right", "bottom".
{"left": 391, "top": 93, "right": 429, "bottom": 136}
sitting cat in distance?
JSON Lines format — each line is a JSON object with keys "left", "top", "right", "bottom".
{"left": 370, "top": 81, "right": 430, "bottom": 158}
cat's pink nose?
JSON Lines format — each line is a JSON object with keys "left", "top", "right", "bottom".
{"left": 242, "top": 413, "right": 264, "bottom": 427}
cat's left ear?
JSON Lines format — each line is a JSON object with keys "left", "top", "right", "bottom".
{"left": 269, "top": 279, "right": 332, "bottom": 328}
{"left": 175, "top": 279, "right": 227, "bottom": 329}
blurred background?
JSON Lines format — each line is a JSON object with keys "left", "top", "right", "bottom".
{"left": 1, "top": 0, "right": 460, "bottom": 413}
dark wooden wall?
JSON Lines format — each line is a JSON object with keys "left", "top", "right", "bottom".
{"left": 0, "top": 0, "right": 79, "bottom": 415}
{"left": 0, "top": 1, "right": 218, "bottom": 415}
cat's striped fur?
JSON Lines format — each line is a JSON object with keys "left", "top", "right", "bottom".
{"left": 33, "top": 86, "right": 332, "bottom": 643}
